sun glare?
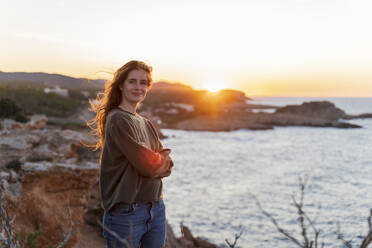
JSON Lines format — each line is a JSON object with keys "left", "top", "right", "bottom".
{"left": 202, "top": 79, "right": 227, "bottom": 93}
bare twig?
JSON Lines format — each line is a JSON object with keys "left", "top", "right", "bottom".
{"left": 337, "top": 222, "right": 353, "bottom": 248}
{"left": 253, "top": 176, "right": 325, "bottom": 248}
{"left": 253, "top": 194, "right": 303, "bottom": 247}
{"left": 360, "top": 230, "right": 372, "bottom": 248}
{"left": 360, "top": 210, "right": 372, "bottom": 248}
{"left": 337, "top": 209, "right": 372, "bottom": 248}
{"left": 292, "top": 177, "right": 309, "bottom": 248}
{"left": 96, "top": 219, "right": 132, "bottom": 248}
{"left": 55, "top": 204, "right": 74, "bottom": 248}
{"left": 225, "top": 231, "right": 243, "bottom": 248}
{"left": 0, "top": 189, "right": 17, "bottom": 248}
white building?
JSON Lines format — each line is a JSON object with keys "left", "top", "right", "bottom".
{"left": 44, "top": 86, "right": 68, "bottom": 97}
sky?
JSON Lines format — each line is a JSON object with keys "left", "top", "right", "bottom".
{"left": 1, "top": 0, "right": 372, "bottom": 97}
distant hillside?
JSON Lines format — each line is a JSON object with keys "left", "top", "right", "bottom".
{"left": 0, "top": 71, "right": 105, "bottom": 90}
{"left": 149, "top": 81, "right": 251, "bottom": 102}
{"left": 151, "top": 81, "right": 194, "bottom": 91}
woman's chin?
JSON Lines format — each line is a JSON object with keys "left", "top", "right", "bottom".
{"left": 129, "top": 97, "right": 144, "bottom": 104}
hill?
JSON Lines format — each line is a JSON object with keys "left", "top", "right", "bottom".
{"left": 0, "top": 71, "right": 105, "bottom": 90}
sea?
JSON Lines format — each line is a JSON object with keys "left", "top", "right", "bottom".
{"left": 161, "top": 97, "right": 372, "bottom": 248}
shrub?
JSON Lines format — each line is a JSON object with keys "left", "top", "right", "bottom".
{"left": 0, "top": 98, "right": 29, "bottom": 122}
{"left": 0, "top": 84, "right": 81, "bottom": 117}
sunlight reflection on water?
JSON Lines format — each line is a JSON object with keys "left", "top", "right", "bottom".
{"left": 162, "top": 117, "right": 372, "bottom": 247}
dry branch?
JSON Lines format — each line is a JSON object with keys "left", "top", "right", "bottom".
{"left": 253, "top": 176, "right": 324, "bottom": 248}
{"left": 225, "top": 231, "right": 243, "bottom": 248}
{"left": 0, "top": 189, "right": 17, "bottom": 248}
{"left": 96, "top": 219, "right": 132, "bottom": 248}
{"left": 55, "top": 204, "right": 74, "bottom": 248}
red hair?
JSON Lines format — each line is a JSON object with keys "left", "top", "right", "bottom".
{"left": 87, "top": 60, "right": 152, "bottom": 159}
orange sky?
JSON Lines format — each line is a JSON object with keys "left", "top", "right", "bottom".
{"left": 1, "top": 0, "right": 371, "bottom": 97}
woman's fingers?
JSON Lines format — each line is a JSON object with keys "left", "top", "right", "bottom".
{"left": 162, "top": 151, "right": 171, "bottom": 157}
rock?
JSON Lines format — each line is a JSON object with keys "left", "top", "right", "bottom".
{"left": 3, "top": 165, "right": 99, "bottom": 248}
{"left": 0, "top": 128, "right": 99, "bottom": 171}
{"left": 84, "top": 181, "right": 102, "bottom": 227}
{"left": 25, "top": 115, "right": 48, "bottom": 130}
{"left": 1, "top": 179, "right": 9, "bottom": 191}
{"left": 2, "top": 115, "right": 47, "bottom": 131}
{"left": 5, "top": 159, "right": 22, "bottom": 171}
{"left": 84, "top": 183, "right": 220, "bottom": 248}
{"left": 0, "top": 171, "right": 10, "bottom": 180}
{"left": 174, "top": 113, "right": 273, "bottom": 131}
{"left": 8, "top": 170, "right": 19, "bottom": 183}
{"left": 275, "top": 101, "right": 346, "bottom": 120}
{"left": 251, "top": 113, "right": 361, "bottom": 129}
{"left": 164, "top": 223, "right": 218, "bottom": 248}
{"left": 0, "top": 136, "right": 32, "bottom": 150}
{"left": 174, "top": 115, "right": 239, "bottom": 131}
{"left": 2, "top": 119, "right": 24, "bottom": 130}
{"left": 23, "top": 161, "right": 53, "bottom": 172}
{"left": 28, "top": 144, "right": 55, "bottom": 162}
{"left": 344, "top": 113, "right": 372, "bottom": 120}
{"left": 172, "top": 101, "right": 362, "bottom": 131}
{"left": 165, "top": 222, "right": 183, "bottom": 248}
{"left": 6, "top": 181, "right": 22, "bottom": 197}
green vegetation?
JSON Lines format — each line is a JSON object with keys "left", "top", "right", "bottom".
{"left": 141, "top": 86, "right": 248, "bottom": 125}
{"left": 0, "top": 80, "right": 248, "bottom": 128}
{"left": 14, "top": 230, "right": 60, "bottom": 248}
{"left": 143, "top": 87, "right": 246, "bottom": 113}
{"left": 0, "top": 98, "right": 29, "bottom": 122}
{"left": 47, "top": 120, "right": 87, "bottom": 130}
{"left": 0, "top": 81, "right": 83, "bottom": 117}
{"left": 15, "top": 230, "right": 41, "bottom": 248}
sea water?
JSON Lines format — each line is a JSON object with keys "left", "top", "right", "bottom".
{"left": 162, "top": 97, "right": 372, "bottom": 248}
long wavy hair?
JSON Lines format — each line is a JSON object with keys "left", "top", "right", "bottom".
{"left": 87, "top": 60, "right": 153, "bottom": 159}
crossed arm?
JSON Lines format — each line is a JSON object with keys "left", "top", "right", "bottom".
{"left": 109, "top": 116, "right": 173, "bottom": 178}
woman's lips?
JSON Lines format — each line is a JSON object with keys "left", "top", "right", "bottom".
{"left": 132, "top": 92, "right": 143, "bottom": 97}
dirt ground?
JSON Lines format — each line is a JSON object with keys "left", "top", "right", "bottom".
{"left": 77, "top": 224, "right": 106, "bottom": 248}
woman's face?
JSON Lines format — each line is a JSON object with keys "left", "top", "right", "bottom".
{"left": 121, "top": 69, "right": 150, "bottom": 104}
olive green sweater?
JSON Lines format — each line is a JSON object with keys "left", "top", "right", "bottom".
{"left": 99, "top": 108, "right": 172, "bottom": 212}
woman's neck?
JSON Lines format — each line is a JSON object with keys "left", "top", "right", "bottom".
{"left": 118, "top": 101, "right": 138, "bottom": 115}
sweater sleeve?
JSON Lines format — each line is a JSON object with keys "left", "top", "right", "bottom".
{"left": 108, "top": 114, "right": 166, "bottom": 178}
{"left": 146, "top": 119, "right": 174, "bottom": 175}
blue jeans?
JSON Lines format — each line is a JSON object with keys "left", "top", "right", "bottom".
{"left": 102, "top": 200, "right": 166, "bottom": 248}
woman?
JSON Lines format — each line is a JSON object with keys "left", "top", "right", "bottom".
{"left": 89, "top": 60, "right": 173, "bottom": 248}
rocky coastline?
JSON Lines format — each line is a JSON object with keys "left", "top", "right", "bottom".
{"left": 168, "top": 101, "right": 369, "bottom": 131}
{"left": 0, "top": 116, "right": 218, "bottom": 247}
{"left": 1, "top": 99, "right": 371, "bottom": 247}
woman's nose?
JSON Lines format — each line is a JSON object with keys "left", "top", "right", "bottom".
{"left": 134, "top": 81, "right": 146, "bottom": 89}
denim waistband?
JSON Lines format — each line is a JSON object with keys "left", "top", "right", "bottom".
{"left": 109, "top": 199, "right": 164, "bottom": 214}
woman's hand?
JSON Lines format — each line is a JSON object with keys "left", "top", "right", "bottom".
{"left": 154, "top": 148, "right": 173, "bottom": 178}
{"left": 154, "top": 154, "right": 171, "bottom": 177}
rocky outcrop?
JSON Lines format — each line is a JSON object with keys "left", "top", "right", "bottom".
{"left": 3, "top": 165, "right": 98, "bottom": 248}
{"left": 173, "top": 101, "right": 364, "bottom": 131}
{"left": 165, "top": 224, "right": 218, "bottom": 248}
{"left": 0, "top": 120, "right": 99, "bottom": 171}
{"left": 174, "top": 113, "right": 272, "bottom": 131}
{"left": 275, "top": 101, "right": 347, "bottom": 120}
{"left": 2, "top": 115, "right": 48, "bottom": 131}
{"left": 249, "top": 112, "right": 361, "bottom": 128}
{"left": 85, "top": 182, "right": 219, "bottom": 248}
{"left": 0, "top": 117, "right": 100, "bottom": 247}
{"left": 0, "top": 117, "right": 219, "bottom": 248}
{"left": 344, "top": 113, "right": 372, "bottom": 120}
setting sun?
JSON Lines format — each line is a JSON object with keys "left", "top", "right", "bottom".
{"left": 202, "top": 79, "right": 228, "bottom": 92}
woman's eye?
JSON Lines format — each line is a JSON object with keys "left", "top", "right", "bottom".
{"left": 140, "top": 81, "right": 147, "bottom": 85}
